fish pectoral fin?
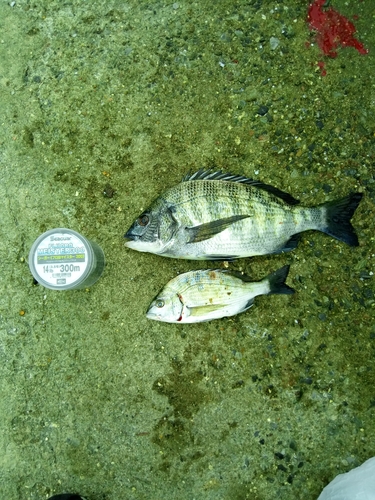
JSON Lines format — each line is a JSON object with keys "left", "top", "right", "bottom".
{"left": 186, "top": 215, "right": 250, "bottom": 243}
{"left": 188, "top": 304, "right": 225, "bottom": 316}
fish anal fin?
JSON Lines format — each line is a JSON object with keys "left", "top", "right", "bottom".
{"left": 243, "top": 298, "right": 254, "bottom": 311}
{"left": 272, "top": 234, "right": 300, "bottom": 254}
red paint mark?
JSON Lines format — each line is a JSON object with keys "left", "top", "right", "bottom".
{"left": 177, "top": 293, "right": 184, "bottom": 321}
{"left": 317, "top": 60, "right": 327, "bottom": 76}
{"left": 307, "top": 0, "right": 368, "bottom": 58}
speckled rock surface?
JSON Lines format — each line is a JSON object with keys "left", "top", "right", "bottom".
{"left": 0, "top": 1, "right": 374, "bottom": 499}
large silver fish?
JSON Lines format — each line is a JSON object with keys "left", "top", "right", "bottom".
{"left": 124, "top": 170, "right": 362, "bottom": 260}
{"left": 146, "top": 265, "right": 294, "bottom": 323}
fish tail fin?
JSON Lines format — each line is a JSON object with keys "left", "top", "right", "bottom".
{"left": 321, "top": 192, "right": 363, "bottom": 246}
{"left": 266, "top": 265, "right": 295, "bottom": 295}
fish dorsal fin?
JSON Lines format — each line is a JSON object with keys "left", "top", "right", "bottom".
{"left": 183, "top": 169, "right": 253, "bottom": 183}
{"left": 183, "top": 169, "right": 300, "bottom": 206}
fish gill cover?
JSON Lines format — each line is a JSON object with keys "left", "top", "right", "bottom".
{"left": 307, "top": 0, "right": 368, "bottom": 75}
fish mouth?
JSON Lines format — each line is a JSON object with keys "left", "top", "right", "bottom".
{"left": 146, "top": 309, "right": 162, "bottom": 321}
{"left": 124, "top": 229, "right": 136, "bottom": 241}
{"left": 124, "top": 230, "right": 137, "bottom": 249}
{"left": 124, "top": 239, "right": 139, "bottom": 249}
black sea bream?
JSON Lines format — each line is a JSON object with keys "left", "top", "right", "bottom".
{"left": 125, "top": 170, "right": 362, "bottom": 260}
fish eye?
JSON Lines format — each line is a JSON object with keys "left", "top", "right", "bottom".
{"left": 138, "top": 214, "right": 149, "bottom": 227}
{"left": 156, "top": 299, "right": 164, "bottom": 308}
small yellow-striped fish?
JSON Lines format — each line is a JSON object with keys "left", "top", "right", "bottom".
{"left": 146, "top": 265, "right": 294, "bottom": 323}
{"left": 124, "top": 170, "right": 362, "bottom": 260}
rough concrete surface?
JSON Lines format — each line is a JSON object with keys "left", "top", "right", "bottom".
{"left": 0, "top": 1, "right": 374, "bottom": 499}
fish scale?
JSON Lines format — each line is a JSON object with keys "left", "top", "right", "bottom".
{"left": 162, "top": 180, "right": 298, "bottom": 254}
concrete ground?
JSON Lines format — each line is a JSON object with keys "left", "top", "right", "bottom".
{"left": 0, "top": 1, "right": 374, "bottom": 499}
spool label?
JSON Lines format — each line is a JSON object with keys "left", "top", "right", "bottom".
{"left": 32, "top": 232, "right": 89, "bottom": 286}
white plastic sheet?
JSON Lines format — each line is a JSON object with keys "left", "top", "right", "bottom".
{"left": 317, "top": 457, "right": 375, "bottom": 500}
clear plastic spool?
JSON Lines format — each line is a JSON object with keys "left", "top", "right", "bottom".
{"left": 28, "top": 228, "right": 105, "bottom": 290}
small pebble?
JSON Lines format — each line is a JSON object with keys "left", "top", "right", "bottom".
{"left": 257, "top": 105, "right": 269, "bottom": 116}
{"left": 103, "top": 184, "right": 116, "bottom": 198}
{"left": 270, "top": 37, "right": 280, "bottom": 50}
